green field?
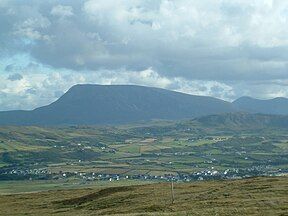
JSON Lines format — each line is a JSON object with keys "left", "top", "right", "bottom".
{"left": 0, "top": 119, "right": 287, "bottom": 181}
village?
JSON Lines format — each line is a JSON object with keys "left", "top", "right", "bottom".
{"left": 0, "top": 165, "right": 286, "bottom": 183}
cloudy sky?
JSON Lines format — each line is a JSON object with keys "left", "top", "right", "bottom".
{"left": 1, "top": 0, "right": 288, "bottom": 111}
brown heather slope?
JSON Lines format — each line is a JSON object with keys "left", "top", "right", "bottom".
{"left": 0, "top": 176, "right": 287, "bottom": 216}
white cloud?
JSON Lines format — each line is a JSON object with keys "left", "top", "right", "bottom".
{"left": 14, "top": 16, "right": 51, "bottom": 41}
{"left": 51, "top": 5, "right": 74, "bottom": 17}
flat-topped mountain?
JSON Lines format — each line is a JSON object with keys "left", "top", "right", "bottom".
{"left": 1, "top": 85, "right": 288, "bottom": 126}
{"left": 0, "top": 84, "right": 236, "bottom": 125}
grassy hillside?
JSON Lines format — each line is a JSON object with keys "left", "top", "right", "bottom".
{"left": 0, "top": 176, "right": 287, "bottom": 215}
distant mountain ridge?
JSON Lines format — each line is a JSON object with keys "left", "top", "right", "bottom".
{"left": 195, "top": 112, "right": 288, "bottom": 128}
{"left": 0, "top": 84, "right": 287, "bottom": 126}
{"left": 0, "top": 84, "right": 236, "bottom": 125}
{"left": 233, "top": 96, "right": 288, "bottom": 115}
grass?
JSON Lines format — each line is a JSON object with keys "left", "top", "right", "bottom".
{"left": 0, "top": 176, "right": 287, "bottom": 215}
{"left": 0, "top": 179, "right": 153, "bottom": 194}
{"left": 0, "top": 141, "right": 49, "bottom": 152}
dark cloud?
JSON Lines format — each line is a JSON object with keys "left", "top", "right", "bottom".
{"left": 5, "top": 64, "right": 15, "bottom": 72}
{"left": 7, "top": 73, "right": 23, "bottom": 81}
{"left": 0, "top": 0, "right": 287, "bottom": 81}
{"left": 25, "top": 88, "right": 37, "bottom": 95}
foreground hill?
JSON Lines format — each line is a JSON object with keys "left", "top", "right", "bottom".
{"left": 0, "top": 176, "right": 287, "bottom": 215}
{"left": 0, "top": 84, "right": 236, "bottom": 125}
{"left": 233, "top": 96, "right": 288, "bottom": 115}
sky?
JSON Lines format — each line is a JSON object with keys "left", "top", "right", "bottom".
{"left": 0, "top": 0, "right": 288, "bottom": 111}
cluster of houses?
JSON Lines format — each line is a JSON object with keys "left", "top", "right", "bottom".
{"left": 0, "top": 168, "right": 51, "bottom": 180}
{"left": 0, "top": 165, "right": 285, "bottom": 182}
{"left": 54, "top": 166, "right": 285, "bottom": 182}
{"left": 1, "top": 168, "right": 51, "bottom": 176}
{"left": 0, "top": 158, "right": 288, "bottom": 182}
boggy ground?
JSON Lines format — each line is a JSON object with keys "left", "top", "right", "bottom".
{"left": 0, "top": 176, "right": 287, "bottom": 216}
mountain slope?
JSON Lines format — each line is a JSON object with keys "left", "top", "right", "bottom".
{"left": 0, "top": 84, "right": 237, "bottom": 125}
{"left": 233, "top": 96, "right": 288, "bottom": 115}
{"left": 195, "top": 112, "right": 288, "bottom": 128}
